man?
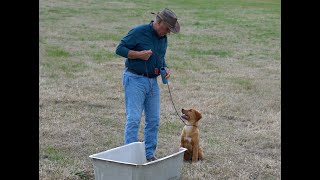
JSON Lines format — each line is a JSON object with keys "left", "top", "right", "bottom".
{"left": 115, "top": 8, "right": 180, "bottom": 162}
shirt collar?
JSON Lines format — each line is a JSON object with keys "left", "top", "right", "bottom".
{"left": 149, "top": 20, "right": 166, "bottom": 39}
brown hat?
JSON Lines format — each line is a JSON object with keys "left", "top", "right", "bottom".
{"left": 155, "top": 8, "right": 180, "bottom": 33}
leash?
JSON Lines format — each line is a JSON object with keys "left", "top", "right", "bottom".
{"left": 147, "top": 51, "right": 196, "bottom": 127}
{"left": 145, "top": 61, "right": 154, "bottom": 96}
{"left": 145, "top": 61, "right": 196, "bottom": 127}
{"left": 166, "top": 83, "right": 197, "bottom": 127}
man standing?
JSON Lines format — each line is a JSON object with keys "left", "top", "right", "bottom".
{"left": 115, "top": 8, "right": 180, "bottom": 161}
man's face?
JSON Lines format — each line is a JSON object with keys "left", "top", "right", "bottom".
{"left": 156, "top": 21, "right": 171, "bottom": 37}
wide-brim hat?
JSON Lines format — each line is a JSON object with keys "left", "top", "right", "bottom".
{"left": 156, "top": 8, "right": 180, "bottom": 33}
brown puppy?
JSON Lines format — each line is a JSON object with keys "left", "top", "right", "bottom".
{"left": 180, "top": 108, "right": 204, "bottom": 162}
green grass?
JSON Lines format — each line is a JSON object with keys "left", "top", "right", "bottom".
{"left": 160, "top": 121, "right": 181, "bottom": 134}
{"left": 44, "top": 146, "right": 64, "bottom": 161}
{"left": 47, "top": 47, "right": 70, "bottom": 58}
{"left": 72, "top": 31, "right": 122, "bottom": 42}
{"left": 228, "top": 77, "right": 256, "bottom": 91}
{"left": 187, "top": 48, "right": 232, "bottom": 58}
{"left": 42, "top": 58, "right": 88, "bottom": 78}
{"left": 92, "top": 49, "right": 118, "bottom": 62}
{"left": 40, "top": 0, "right": 280, "bottom": 179}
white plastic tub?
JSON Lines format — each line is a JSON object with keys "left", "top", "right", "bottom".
{"left": 89, "top": 142, "right": 187, "bottom": 180}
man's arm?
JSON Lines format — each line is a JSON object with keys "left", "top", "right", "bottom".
{"left": 115, "top": 29, "right": 136, "bottom": 58}
{"left": 128, "top": 50, "right": 153, "bottom": 60}
{"left": 115, "top": 28, "right": 152, "bottom": 60}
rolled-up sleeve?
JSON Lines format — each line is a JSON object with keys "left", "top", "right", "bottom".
{"left": 115, "top": 28, "right": 137, "bottom": 58}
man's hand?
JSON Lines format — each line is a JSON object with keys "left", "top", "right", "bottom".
{"left": 128, "top": 49, "right": 153, "bottom": 60}
{"left": 139, "top": 49, "right": 153, "bottom": 60}
{"left": 164, "top": 67, "right": 170, "bottom": 79}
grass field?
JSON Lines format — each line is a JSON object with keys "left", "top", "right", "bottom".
{"left": 39, "top": 0, "right": 281, "bottom": 179}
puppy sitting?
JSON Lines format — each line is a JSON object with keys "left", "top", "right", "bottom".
{"left": 180, "top": 108, "right": 204, "bottom": 162}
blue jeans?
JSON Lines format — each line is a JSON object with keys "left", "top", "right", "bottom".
{"left": 122, "top": 68, "right": 160, "bottom": 159}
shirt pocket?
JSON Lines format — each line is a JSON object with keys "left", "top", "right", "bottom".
{"left": 136, "top": 42, "right": 153, "bottom": 51}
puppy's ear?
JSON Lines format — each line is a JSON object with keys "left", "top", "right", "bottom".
{"left": 194, "top": 110, "right": 202, "bottom": 121}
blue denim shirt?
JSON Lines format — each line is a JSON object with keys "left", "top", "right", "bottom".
{"left": 115, "top": 21, "right": 167, "bottom": 76}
